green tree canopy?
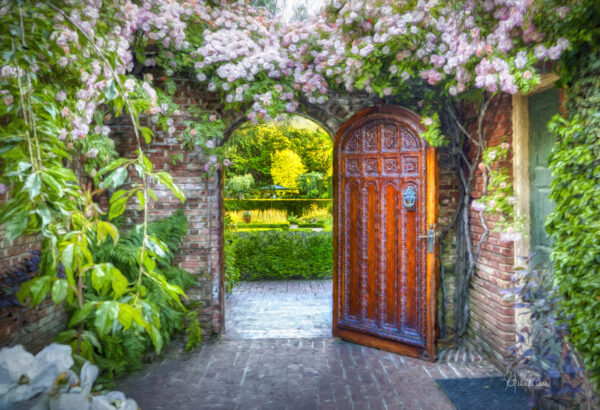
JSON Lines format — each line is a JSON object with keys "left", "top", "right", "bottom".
{"left": 270, "top": 149, "right": 306, "bottom": 189}
{"left": 225, "top": 117, "right": 332, "bottom": 186}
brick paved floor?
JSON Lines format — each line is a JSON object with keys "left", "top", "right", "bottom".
{"left": 119, "top": 338, "right": 501, "bottom": 410}
{"left": 118, "top": 280, "right": 503, "bottom": 409}
{"left": 226, "top": 280, "right": 332, "bottom": 339}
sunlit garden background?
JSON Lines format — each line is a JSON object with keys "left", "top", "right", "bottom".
{"left": 223, "top": 115, "right": 334, "bottom": 290}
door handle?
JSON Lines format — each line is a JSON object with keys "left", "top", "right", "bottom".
{"left": 417, "top": 225, "right": 435, "bottom": 254}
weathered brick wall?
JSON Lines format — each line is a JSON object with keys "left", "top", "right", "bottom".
{"left": 111, "top": 78, "right": 224, "bottom": 335}
{"left": 0, "top": 193, "right": 68, "bottom": 352}
{"left": 465, "top": 94, "right": 517, "bottom": 363}
{"left": 437, "top": 152, "right": 461, "bottom": 333}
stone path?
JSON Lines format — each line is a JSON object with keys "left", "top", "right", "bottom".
{"left": 118, "top": 280, "right": 503, "bottom": 409}
{"left": 225, "top": 280, "right": 332, "bottom": 339}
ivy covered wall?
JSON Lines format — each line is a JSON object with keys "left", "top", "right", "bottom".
{"left": 545, "top": 19, "right": 600, "bottom": 390}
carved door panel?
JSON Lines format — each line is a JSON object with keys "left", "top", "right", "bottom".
{"left": 333, "top": 106, "right": 438, "bottom": 360}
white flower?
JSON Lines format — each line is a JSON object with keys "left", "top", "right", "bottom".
{"left": 123, "top": 79, "right": 135, "bottom": 93}
{"left": 471, "top": 200, "right": 485, "bottom": 212}
{"left": 86, "top": 148, "right": 99, "bottom": 158}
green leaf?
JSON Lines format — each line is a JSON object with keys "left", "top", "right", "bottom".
{"left": 135, "top": 190, "right": 145, "bottom": 210}
{"left": 154, "top": 172, "right": 185, "bottom": 202}
{"left": 61, "top": 243, "right": 75, "bottom": 272}
{"left": 26, "top": 276, "right": 52, "bottom": 307}
{"left": 40, "top": 172, "right": 64, "bottom": 197}
{"left": 94, "top": 301, "right": 119, "bottom": 336}
{"left": 100, "top": 167, "right": 128, "bottom": 190}
{"left": 24, "top": 172, "right": 42, "bottom": 200}
{"left": 91, "top": 265, "right": 109, "bottom": 292}
{"left": 51, "top": 279, "right": 68, "bottom": 303}
{"left": 117, "top": 304, "right": 133, "bottom": 330}
{"left": 143, "top": 254, "right": 156, "bottom": 273}
{"left": 69, "top": 302, "right": 96, "bottom": 327}
{"left": 97, "top": 221, "right": 119, "bottom": 245}
{"left": 108, "top": 195, "right": 128, "bottom": 220}
{"left": 5, "top": 210, "right": 29, "bottom": 241}
{"left": 97, "top": 158, "right": 130, "bottom": 178}
{"left": 104, "top": 79, "right": 119, "bottom": 101}
{"left": 111, "top": 267, "right": 129, "bottom": 297}
{"left": 150, "top": 326, "right": 163, "bottom": 353}
{"left": 140, "top": 127, "right": 153, "bottom": 144}
{"left": 81, "top": 330, "right": 102, "bottom": 351}
{"left": 144, "top": 236, "right": 167, "bottom": 258}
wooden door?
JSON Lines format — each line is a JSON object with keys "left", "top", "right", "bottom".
{"left": 333, "top": 106, "right": 438, "bottom": 360}
{"left": 528, "top": 88, "right": 559, "bottom": 268}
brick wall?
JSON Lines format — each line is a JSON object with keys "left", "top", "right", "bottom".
{"left": 111, "top": 78, "right": 224, "bottom": 335}
{"left": 0, "top": 192, "right": 68, "bottom": 352}
{"left": 465, "top": 94, "right": 517, "bottom": 363}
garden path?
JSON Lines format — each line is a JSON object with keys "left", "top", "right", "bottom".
{"left": 225, "top": 280, "right": 332, "bottom": 339}
{"left": 118, "top": 280, "right": 504, "bottom": 409}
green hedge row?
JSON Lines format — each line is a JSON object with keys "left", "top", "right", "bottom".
{"left": 225, "top": 231, "right": 332, "bottom": 283}
{"left": 236, "top": 223, "right": 290, "bottom": 229}
{"left": 297, "top": 222, "right": 326, "bottom": 228}
{"left": 224, "top": 198, "right": 332, "bottom": 215}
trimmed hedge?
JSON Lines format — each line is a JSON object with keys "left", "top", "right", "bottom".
{"left": 225, "top": 230, "right": 332, "bottom": 282}
{"left": 224, "top": 198, "right": 332, "bottom": 215}
{"left": 298, "top": 221, "right": 326, "bottom": 228}
{"left": 235, "top": 223, "right": 290, "bottom": 229}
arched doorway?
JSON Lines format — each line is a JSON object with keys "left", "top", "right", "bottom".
{"left": 220, "top": 114, "right": 335, "bottom": 339}
{"left": 218, "top": 105, "right": 438, "bottom": 361}
{"left": 333, "top": 106, "right": 438, "bottom": 360}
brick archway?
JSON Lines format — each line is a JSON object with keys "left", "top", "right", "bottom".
{"left": 216, "top": 93, "right": 379, "bottom": 334}
{"left": 109, "top": 80, "right": 461, "bottom": 351}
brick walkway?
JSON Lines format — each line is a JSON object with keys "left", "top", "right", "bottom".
{"left": 226, "top": 280, "right": 332, "bottom": 339}
{"left": 118, "top": 280, "right": 503, "bottom": 409}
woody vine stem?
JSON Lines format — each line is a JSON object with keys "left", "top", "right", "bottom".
{"left": 438, "top": 94, "right": 496, "bottom": 342}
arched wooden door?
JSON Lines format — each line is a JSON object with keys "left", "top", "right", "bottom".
{"left": 333, "top": 106, "right": 438, "bottom": 360}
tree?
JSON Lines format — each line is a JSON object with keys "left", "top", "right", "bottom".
{"left": 225, "top": 174, "right": 255, "bottom": 199}
{"left": 270, "top": 150, "right": 306, "bottom": 189}
{"left": 224, "top": 118, "right": 333, "bottom": 186}
{"left": 296, "top": 172, "right": 326, "bottom": 198}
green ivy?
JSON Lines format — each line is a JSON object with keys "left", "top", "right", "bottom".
{"left": 538, "top": 0, "right": 600, "bottom": 390}
{"left": 225, "top": 231, "right": 332, "bottom": 283}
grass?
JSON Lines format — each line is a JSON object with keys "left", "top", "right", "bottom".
{"left": 300, "top": 204, "right": 330, "bottom": 220}
{"left": 227, "top": 206, "right": 333, "bottom": 232}
{"left": 227, "top": 209, "right": 288, "bottom": 224}
{"left": 234, "top": 227, "right": 331, "bottom": 233}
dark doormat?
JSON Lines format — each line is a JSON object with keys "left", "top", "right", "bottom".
{"left": 437, "top": 377, "right": 529, "bottom": 410}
